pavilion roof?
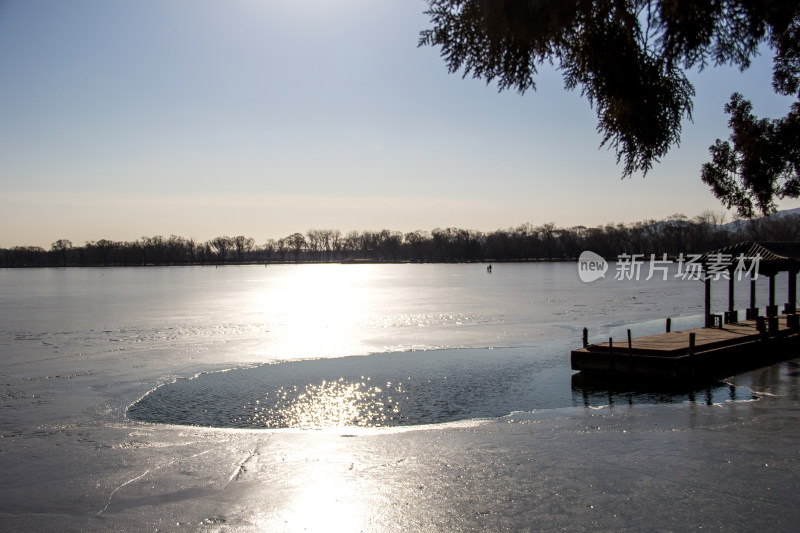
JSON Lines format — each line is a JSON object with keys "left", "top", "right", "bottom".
{"left": 700, "top": 241, "right": 800, "bottom": 274}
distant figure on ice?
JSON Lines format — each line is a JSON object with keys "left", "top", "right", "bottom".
{"left": 487, "top": 264, "right": 492, "bottom": 273}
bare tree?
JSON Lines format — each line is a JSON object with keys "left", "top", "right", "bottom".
{"left": 286, "top": 233, "right": 306, "bottom": 262}
{"left": 209, "top": 236, "right": 233, "bottom": 263}
{"left": 263, "top": 239, "right": 276, "bottom": 264}
{"left": 343, "top": 231, "right": 361, "bottom": 259}
{"left": 232, "top": 235, "right": 255, "bottom": 263}
{"left": 50, "top": 239, "right": 73, "bottom": 266}
{"left": 305, "top": 229, "right": 323, "bottom": 262}
{"left": 328, "top": 229, "right": 342, "bottom": 261}
{"left": 186, "top": 238, "right": 197, "bottom": 263}
{"left": 276, "top": 238, "right": 289, "bottom": 262}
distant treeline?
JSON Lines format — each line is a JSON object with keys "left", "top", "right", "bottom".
{"left": 2, "top": 212, "right": 800, "bottom": 268}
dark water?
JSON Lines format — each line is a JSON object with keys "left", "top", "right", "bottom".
{"left": 127, "top": 346, "right": 749, "bottom": 429}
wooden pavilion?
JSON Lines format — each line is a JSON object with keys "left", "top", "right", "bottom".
{"left": 699, "top": 241, "right": 799, "bottom": 330}
{"left": 571, "top": 241, "right": 800, "bottom": 380}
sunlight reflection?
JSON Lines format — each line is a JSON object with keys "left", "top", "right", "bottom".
{"left": 278, "top": 446, "right": 372, "bottom": 532}
{"left": 250, "top": 265, "right": 380, "bottom": 358}
{"left": 248, "top": 377, "right": 403, "bottom": 429}
{"left": 251, "top": 437, "right": 375, "bottom": 533}
{"left": 282, "top": 475, "right": 368, "bottom": 532}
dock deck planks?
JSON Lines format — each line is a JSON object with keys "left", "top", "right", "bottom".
{"left": 572, "top": 316, "right": 800, "bottom": 379}
{"left": 582, "top": 318, "right": 796, "bottom": 357}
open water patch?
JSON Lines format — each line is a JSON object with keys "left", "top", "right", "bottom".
{"left": 127, "top": 347, "right": 753, "bottom": 429}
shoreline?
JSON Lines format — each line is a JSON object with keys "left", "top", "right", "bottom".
{"left": 0, "top": 257, "right": 578, "bottom": 269}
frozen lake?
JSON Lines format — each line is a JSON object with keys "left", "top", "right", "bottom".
{"left": 2, "top": 262, "right": 782, "bottom": 430}
{"left": 2, "top": 263, "right": 800, "bottom": 531}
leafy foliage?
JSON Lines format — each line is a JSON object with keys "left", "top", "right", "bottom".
{"left": 702, "top": 94, "right": 800, "bottom": 217}
{"left": 419, "top": 0, "right": 800, "bottom": 213}
{"left": 702, "top": 11, "right": 800, "bottom": 217}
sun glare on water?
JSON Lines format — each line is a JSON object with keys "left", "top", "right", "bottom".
{"left": 248, "top": 264, "right": 382, "bottom": 359}
{"left": 247, "top": 377, "right": 403, "bottom": 429}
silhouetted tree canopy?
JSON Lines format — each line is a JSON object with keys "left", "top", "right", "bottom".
{"left": 3, "top": 211, "right": 799, "bottom": 267}
{"left": 702, "top": 93, "right": 800, "bottom": 217}
{"left": 419, "top": 0, "right": 800, "bottom": 215}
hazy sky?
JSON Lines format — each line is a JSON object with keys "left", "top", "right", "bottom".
{"left": 2, "top": 0, "right": 798, "bottom": 248}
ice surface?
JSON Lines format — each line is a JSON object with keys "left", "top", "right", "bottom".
{"left": 1, "top": 264, "right": 799, "bottom": 531}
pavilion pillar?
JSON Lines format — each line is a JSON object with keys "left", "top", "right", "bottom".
{"left": 767, "top": 274, "right": 777, "bottom": 317}
{"left": 787, "top": 270, "right": 800, "bottom": 329}
{"left": 728, "top": 275, "right": 735, "bottom": 311}
{"left": 725, "top": 274, "right": 737, "bottom": 324}
{"left": 746, "top": 277, "right": 759, "bottom": 320}
{"left": 767, "top": 273, "right": 779, "bottom": 333}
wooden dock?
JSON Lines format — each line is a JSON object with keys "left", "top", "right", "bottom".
{"left": 571, "top": 315, "right": 800, "bottom": 380}
{"left": 571, "top": 240, "right": 800, "bottom": 381}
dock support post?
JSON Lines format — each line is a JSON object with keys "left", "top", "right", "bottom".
{"left": 689, "top": 332, "right": 696, "bottom": 356}
{"left": 666, "top": 318, "right": 671, "bottom": 333}
{"left": 756, "top": 316, "right": 768, "bottom": 339}
{"left": 768, "top": 315, "right": 779, "bottom": 334}
{"left": 627, "top": 329, "right": 632, "bottom": 352}
{"left": 704, "top": 276, "right": 712, "bottom": 327}
{"left": 582, "top": 327, "right": 588, "bottom": 348}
